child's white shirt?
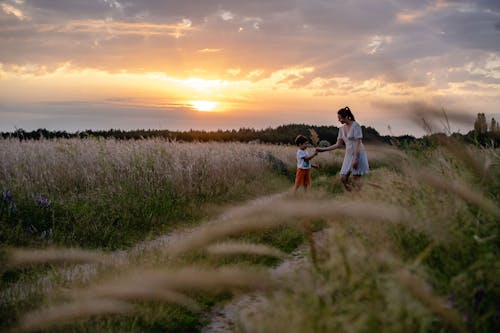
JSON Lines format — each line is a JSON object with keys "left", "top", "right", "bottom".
{"left": 297, "top": 149, "right": 311, "bottom": 169}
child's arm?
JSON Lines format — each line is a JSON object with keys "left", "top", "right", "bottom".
{"left": 303, "top": 150, "right": 318, "bottom": 161}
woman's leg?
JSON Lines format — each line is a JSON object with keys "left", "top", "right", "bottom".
{"left": 352, "top": 175, "right": 362, "bottom": 191}
{"left": 340, "top": 174, "right": 352, "bottom": 191}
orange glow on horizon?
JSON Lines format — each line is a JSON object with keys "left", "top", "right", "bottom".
{"left": 1, "top": 63, "right": 496, "bottom": 136}
{"left": 191, "top": 100, "right": 218, "bottom": 112}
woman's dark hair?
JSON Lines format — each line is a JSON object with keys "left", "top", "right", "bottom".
{"left": 337, "top": 106, "right": 355, "bottom": 121}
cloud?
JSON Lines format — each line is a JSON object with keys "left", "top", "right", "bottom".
{"left": 367, "top": 35, "right": 393, "bottom": 55}
{"left": 198, "top": 48, "right": 221, "bottom": 53}
{"left": 1, "top": 3, "right": 28, "bottom": 20}
{"left": 220, "top": 10, "right": 234, "bottom": 21}
{"left": 2, "top": 0, "right": 498, "bottom": 79}
{"left": 61, "top": 19, "right": 193, "bottom": 36}
{"left": 1, "top": 0, "right": 499, "bottom": 135}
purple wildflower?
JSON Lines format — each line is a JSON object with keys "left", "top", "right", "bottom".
{"left": 34, "top": 194, "right": 51, "bottom": 208}
{"left": 1, "top": 188, "right": 16, "bottom": 211}
{"left": 2, "top": 188, "right": 13, "bottom": 204}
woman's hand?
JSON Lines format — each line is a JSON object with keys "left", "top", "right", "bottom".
{"left": 352, "top": 158, "right": 359, "bottom": 169}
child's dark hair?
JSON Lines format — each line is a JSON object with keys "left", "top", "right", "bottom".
{"left": 295, "top": 134, "right": 309, "bottom": 146}
{"left": 337, "top": 106, "right": 355, "bottom": 121}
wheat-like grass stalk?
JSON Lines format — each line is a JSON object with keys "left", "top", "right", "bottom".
{"left": 439, "top": 139, "right": 493, "bottom": 181}
{"left": 84, "top": 284, "right": 200, "bottom": 312}
{"left": 411, "top": 241, "right": 437, "bottom": 269}
{"left": 416, "top": 171, "right": 500, "bottom": 217}
{"left": 19, "top": 299, "right": 133, "bottom": 332}
{"left": 7, "top": 248, "right": 108, "bottom": 267}
{"left": 309, "top": 129, "right": 319, "bottom": 146}
{"left": 22, "top": 266, "right": 271, "bottom": 331}
{"left": 396, "top": 269, "right": 467, "bottom": 333}
{"left": 0, "top": 139, "right": 283, "bottom": 199}
{"left": 164, "top": 198, "right": 413, "bottom": 256}
{"left": 129, "top": 266, "right": 274, "bottom": 293}
{"left": 206, "top": 242, "right": 286, "bottom": 258}
{"left": 79, "top": 266, "right": 274, "bottom": 303}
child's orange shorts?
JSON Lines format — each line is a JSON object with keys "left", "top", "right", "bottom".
{"left": 295, "top": 168, "right": 311, "bottom": 187}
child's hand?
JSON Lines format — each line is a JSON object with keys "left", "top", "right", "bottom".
{"left": 312, "top": 163, "right": 319, "bottom": 170}
{"left": 352, "top": 159, "right": 358, "bottom": 169}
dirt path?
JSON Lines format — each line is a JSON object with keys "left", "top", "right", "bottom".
{"left": 3, "top": 189, "right": 330, "bottom": 333}
{"left": 2, "top": 191, "right": 289, "bottom": 306}
{"left": 201, "top": 244, "right": 309, "bottom": 332}
{"left": 202, "top": 230, "right": 326, "bottom": 333}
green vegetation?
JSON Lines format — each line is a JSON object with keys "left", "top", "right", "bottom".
{"left": 0, "top": 139, "right": 296, "bottom": 250}
{"left": 1, "top": 134, "right": 499, "bottom": 332}
{"left": 0, "top": 124, "right": 381, "bottom": 145}
{"left": 3, "top": 112, "right": 500, "bottom": 147}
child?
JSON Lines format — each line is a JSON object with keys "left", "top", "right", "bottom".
{"left": 294, "top": 134, "right": 318, "bottom": 193}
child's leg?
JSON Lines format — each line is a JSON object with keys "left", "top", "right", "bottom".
{"left": 294, "top": 169, "right": 303, "bottom": 193}
{"left": 303, "top": 169, "right": 311, "bottom": 192}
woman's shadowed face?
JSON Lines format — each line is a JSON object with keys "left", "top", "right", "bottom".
{"left": 338, "top": 114, "right": 348, "bottom": 124}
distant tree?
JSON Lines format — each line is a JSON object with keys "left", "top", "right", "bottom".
{"left": 474, "top": 113, "right": 488, "bottom": 134}
{"left": 318, "top": 140, "right": 331, "bottom": 147}
{"left": 490, "top": 118, "right": 498, "bottom": 133}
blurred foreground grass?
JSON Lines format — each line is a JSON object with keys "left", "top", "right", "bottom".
{"left": 1, "top": 137, "right": 498, "bottom": 332}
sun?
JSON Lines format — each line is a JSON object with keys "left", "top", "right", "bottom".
{"left": 191, "top": 100, "right": 218, "bottom": 112}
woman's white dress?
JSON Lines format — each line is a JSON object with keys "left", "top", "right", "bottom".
{"left": 338, "top": 121, "right": 369, "bottom": 175}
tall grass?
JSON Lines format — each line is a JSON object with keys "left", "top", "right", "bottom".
{"left": 1, "top": 135, "right": 498, "bottom": 332}
{"left": 0, "top": 138, "right": 289, "bottom": 199}
{"left": 229, "top": 141, "right": 499, "bottom": 333}
{"left": 0, "top": 139, "right": 303, "bottom": 249}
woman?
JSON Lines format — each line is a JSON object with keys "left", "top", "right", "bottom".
{"left": 317, "top": 106, "right": 369, "bottom": 191}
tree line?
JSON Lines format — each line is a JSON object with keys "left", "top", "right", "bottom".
{"left": 0, "top": 124, "right": 389, "bottom": 145}
{"left": 1, "top": 116, "right": 498, "bottom": 147}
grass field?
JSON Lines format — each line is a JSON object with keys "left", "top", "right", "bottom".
{"left": 1, "top": 137, "right": 498, "bottom": 332}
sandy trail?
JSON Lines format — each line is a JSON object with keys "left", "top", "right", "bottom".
{"left": 2, "top": 191, "right": 289, "bottom": 306}
{"left": 201, "top": 244, "right": 308, "bottom": 333}
{"left": 202, "top": 230, "right": 326, "bottom": 333}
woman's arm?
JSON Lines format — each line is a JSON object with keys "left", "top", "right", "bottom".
{"left": 354, "top": 138, "right": 361, "bottom": 156}
{"left": 353, "top": 138, "right": 362, "bottom": 168}
{"left": 316, "top": 139, "right": 343, "bottom": 152}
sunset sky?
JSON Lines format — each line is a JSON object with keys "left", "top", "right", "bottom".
{"left": 1, "top": 0, "right": 499, "bottom": 136}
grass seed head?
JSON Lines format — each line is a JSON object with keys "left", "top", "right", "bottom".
{"left": 206, "top": 241, "right": 286, "bottom": 258}
{"left": 19, "top": 299, "right": 133, "bottom": 332}
{"left": 7, "top": 248, "right": 108, "bottom": 267}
